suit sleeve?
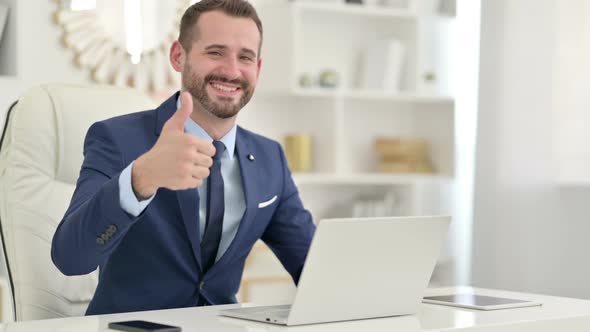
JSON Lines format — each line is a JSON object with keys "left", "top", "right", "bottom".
{"left": 51, "top": 121, "right": 144, "bottom": 276}
{"left": 119, "top": 161, "right": 156, "bottom": 216}
{"left": 261, "top": 143, "right": 316, "bottom": 284}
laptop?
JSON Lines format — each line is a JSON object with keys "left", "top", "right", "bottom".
{"left": 220, "top": 215, "right": 450, "bottom": 326}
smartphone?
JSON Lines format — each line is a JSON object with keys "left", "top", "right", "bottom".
{"left": 108, "top": 320, "right": 181, "bottom": 332}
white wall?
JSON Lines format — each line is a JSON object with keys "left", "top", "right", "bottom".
{"left": 472, "top": 0, "right": 590, "bottom": 299}
{"left": 0, "top": 0, "right": 93, "bottom": 132}
{"left": 15, "top": 1, "right": 90, "bottom": 84}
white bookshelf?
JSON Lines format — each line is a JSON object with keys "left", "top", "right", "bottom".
{"left": 240, "top": 1, "right": 456, "bottom": 216}
{"left": 238, "top": 1, "right": 457, "bottom": 301}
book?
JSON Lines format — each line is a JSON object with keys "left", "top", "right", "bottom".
{"left": 361, "top": 39, "right": 406, "bottom": 94}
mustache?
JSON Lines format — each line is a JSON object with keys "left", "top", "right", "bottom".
{"left": 205, "top": 74, "right": 249, "bottom": 90}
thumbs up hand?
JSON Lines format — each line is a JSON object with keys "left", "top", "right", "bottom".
{"left": 132, "top": 92, "right": 216, "bottom": 199}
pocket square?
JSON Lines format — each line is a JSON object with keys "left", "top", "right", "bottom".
{"left": 258, "top": 195, "right": 278, "bottom": 208}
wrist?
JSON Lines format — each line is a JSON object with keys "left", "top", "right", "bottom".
{"left": 131, "top": 156, "right": 157, "bottom": 200}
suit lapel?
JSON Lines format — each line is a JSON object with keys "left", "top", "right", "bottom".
{"left": 206, "top": 127, "right": 258, "bottom": 275}
{"left": 154, "top": 91, "right": 180, "bottom": 136}
{"left": 177, "top": 188, "right": 202, "bottom": 271}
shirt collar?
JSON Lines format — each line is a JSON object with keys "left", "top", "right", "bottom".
{"left": 177, "top": 96, "right": 237, "bottom": 160}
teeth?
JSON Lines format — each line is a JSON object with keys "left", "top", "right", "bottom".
{"left": 212, "top": 83, "right": 237, "bottom": 92}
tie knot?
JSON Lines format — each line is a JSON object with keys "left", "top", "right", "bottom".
{"left": 212, "top": 140, "right": 225, "bottom": 160}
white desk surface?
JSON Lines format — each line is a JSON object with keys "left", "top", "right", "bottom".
{"left": 3, "top": 287, "right": 590, "bottom": 331}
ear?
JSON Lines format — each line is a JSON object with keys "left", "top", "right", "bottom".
{"left": 256, "top": 58, "right": 262, "bottom": 80}
{"left": 169, "top": 40, "right": 185, "bottom": 73}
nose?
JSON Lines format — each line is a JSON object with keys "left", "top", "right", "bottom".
{"left": 218, "top": 56, "right": 241, "bottom": 80}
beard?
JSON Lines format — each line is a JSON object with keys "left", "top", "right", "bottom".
{"left": 182, "top": 63, "right": 254, "bottom": 119}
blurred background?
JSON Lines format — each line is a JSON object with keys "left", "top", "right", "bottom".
{"left": 0, "top": 0, "right": 589, "bottom": 323}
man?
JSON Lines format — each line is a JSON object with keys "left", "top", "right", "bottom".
{"left": 51, "top": 0, "right": 315, "bottom": 315}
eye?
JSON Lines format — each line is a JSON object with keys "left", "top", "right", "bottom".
{"left": 208, "top": 51, "right": 222, "bottom": 56}
{"left": 240, "top": 56, "right": 254, "bottom": 62}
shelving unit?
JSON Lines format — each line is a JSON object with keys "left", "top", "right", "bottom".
{"left": 239, "top": 0, "right": 457, "bottom": 302}
{"left": 240, "top": 0, "right": 456, "bottom": 214}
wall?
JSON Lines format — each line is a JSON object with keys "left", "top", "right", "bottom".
{"left": 0, "top": 0, "right": 93, "bottom": 129}
{"left": 472, "top": 0, "right": 590, "bottom": 299}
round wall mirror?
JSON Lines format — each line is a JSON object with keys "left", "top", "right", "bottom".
{"left": 53, "top": 0, "right": 193, "bottom": 93}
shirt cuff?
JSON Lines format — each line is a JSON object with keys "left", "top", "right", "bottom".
{"left": 119, "top": 161, "right": 155, "bottom": 217}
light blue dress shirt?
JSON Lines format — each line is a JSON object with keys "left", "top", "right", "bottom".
{"left": 118, "top": 105, "right": 246, "bottom": 262}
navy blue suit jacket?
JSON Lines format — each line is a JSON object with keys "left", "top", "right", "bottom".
{"left": 51, "top": 93, "right": 316, "bottom": 315}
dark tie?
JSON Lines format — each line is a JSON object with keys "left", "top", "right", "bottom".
{"left": 201, "top": 140, "right": 225, "bottom": 274}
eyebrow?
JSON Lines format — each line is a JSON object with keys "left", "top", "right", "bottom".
{"left": 205, "top": 44, "right": 257, "bottom": 58}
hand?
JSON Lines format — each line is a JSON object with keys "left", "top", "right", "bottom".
{"left": 132, "top": 92, "right": 216, "bottom": 199}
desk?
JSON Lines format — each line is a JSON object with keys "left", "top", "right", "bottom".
{"left": 2, "top": 287, "right": 590, "bottom": 331}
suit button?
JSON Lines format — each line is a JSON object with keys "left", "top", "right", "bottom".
{"left": 200, "top": 281, "right": 205, "bottom": 290}
{"left": 96, "top": 237, "right": 105, "bottom": 245}
{"left": 100, "top": 233, "right": 109, "bottom": 241}
{"left": 108, "top": 224, "right": 118, "bottom": 233}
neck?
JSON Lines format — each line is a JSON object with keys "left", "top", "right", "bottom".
{"left": 189, "top": 102, "right": 236, "bottom": 141}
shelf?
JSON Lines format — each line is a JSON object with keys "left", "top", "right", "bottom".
{"left": 289, "top": 88, "right": 454, "bottom": 104}
{"left": 293, "top": 2, "right": 417, "bottom": 19}
{"left": 292, "top": 173, "right": 452, "bottom": 186}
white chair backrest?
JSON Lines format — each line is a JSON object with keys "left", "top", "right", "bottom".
{"left": 0, "top": 84, "right": 156, "bottom": 321}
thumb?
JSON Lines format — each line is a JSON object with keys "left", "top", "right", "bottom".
{"left": 163, "top": 91, "right": 193, "bottom": 133}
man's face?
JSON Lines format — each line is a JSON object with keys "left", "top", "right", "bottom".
{"left": 182, "top": 11, "right": 261, "bottom": 119}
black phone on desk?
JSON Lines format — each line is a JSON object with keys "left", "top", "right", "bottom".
{"left": 108, "top": 320, "right": 181, "bottom": 332}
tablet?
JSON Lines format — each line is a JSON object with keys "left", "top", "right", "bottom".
{"left": 423, "top": 294, "right": 542, "bottom": 310}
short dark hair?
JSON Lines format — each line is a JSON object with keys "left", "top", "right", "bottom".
{"left": 178, "top": 0, "right": 263, "bottom": 55}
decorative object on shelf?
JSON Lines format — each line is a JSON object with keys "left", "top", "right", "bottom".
{"left": 345, "top": 0, "right": 363, "bottom": 4}
{"left": 318, "top": 69, "right": 340, "bottom": 88}
{"left": 421, "top": 69, "right": 438, "bottom": 93}
{"left": 0, "top": 4, "right": 8, "bottom": 44}
{"left": 298, "top": 73, "right": 315, "bottom": 88}
{"left": 53, "top": 0, "right": 189, "bottom": 93}
{"left": 374, "top": 137, "right": 435, "bottom": 173}
{"left": 284, "top": 134, "right": 312, "bottom": 172}
{"left": 360, "top": 39, "right": 405, "bottom": 94}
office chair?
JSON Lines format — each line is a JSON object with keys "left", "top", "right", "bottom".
{"left": 0, "top": 84, "right": 156, "bottom": 321}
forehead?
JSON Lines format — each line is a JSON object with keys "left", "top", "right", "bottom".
{"left": 194, "top": 10, "right": 260, "bottom": 52}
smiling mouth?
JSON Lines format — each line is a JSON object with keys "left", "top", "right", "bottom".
{"left": 209, "top": 81, "right": 241, "bottom": 97}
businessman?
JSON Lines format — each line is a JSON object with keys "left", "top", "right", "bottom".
{"left": 51, "top": 0, "right": 316, "bottom": 315}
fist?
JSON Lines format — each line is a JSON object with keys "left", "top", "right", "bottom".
{"left": 132, "top": 92, "right": 216, "bottom": 199}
